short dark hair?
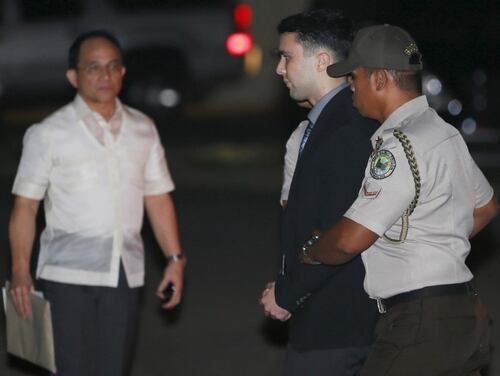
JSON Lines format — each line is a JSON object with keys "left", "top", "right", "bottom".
{"left": 366, "top": 68, "right": 422, "bottom": 93}
{"left": 68, "top": 30, "right": 123, "bottom": 69}
{"left": 387, "top": 70, "right": 422, "bottom": 92}
{"left": 277, "top": 9, "right": 353, "bottom": 61}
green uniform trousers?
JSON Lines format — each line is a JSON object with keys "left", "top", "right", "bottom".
{"left": 360, "top": 294, "right": 490, "bottom": 376}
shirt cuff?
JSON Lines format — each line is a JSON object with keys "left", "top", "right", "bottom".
{"left": 144, "top": 179, "right": 175, "bottom": 196}
{"left": 12, "top": 177, "right": 47, "bottom": 200}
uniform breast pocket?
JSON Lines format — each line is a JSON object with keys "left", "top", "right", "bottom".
{"left": 52, "top": 154, "right": 99, "bottom": 192}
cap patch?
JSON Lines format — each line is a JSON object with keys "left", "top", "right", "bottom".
{"left": 403, "top": 43, "right": 419, "bottom": 56}
{"left": 370, "top": 150, "right": 396, "bottom": 179}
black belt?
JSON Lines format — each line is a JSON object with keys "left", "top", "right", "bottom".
{"left": 376, "top": 281, "right": 476, "bottom": 314}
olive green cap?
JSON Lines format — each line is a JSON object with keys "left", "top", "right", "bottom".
{"left": 327, "top": 24, "right": 423, "bottom": 77}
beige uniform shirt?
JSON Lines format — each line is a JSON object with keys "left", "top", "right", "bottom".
{"left": 345, "top": 96, "right": 493, "bottom": 299}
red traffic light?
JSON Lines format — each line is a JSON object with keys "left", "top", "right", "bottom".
{"left": 234, "top": 4, "right": 253, "bottom": 30}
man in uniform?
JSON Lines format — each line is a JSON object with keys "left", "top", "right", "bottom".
{"left": 301, "top": 24, "right": 499, "bottom": 375}
{"left": 260, "top": 9, "right": 379, "bottom": 375}
{"left": 8, "top": 30, "right": 185, "bottom": 375}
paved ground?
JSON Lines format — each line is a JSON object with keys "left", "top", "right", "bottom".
{"left": 1, "top": 113, "right": 499, "bottom": 375}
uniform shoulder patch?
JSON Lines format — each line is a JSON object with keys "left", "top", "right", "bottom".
{"left": 370, "top": 149, "right": 396, "bottom": 179}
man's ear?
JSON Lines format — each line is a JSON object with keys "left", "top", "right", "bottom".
{"left": 372, "top": 69, "right": 388, "bottom": 91}
{"left": 66, "top": 69, "right": 78, "bottom": 89}
{"left": 316, "top": 51, "right": 332, "bottom": 72}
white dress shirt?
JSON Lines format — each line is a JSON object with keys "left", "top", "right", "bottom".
{"left": 345, "top": 96, "right": 494, "bottom": 299}
{"left": 12, "top": 95, "right": 175, "bottom": 288}
{"left": 281, "top": 120, "right": 308, "bottom": 205}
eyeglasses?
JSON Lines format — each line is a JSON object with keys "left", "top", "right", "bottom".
{"left": 77, "top": 61, "right": 123, "bottom": 76}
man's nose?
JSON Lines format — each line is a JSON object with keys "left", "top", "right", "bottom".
{"left": 101, "top": 67, "right": 112, "bottom": 79}
{"left": 276, "top": 58, "right": 285, "bottom": 76}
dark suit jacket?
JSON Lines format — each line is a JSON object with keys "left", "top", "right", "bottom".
{"left": 275, "top": 87, "right": 379, "bottom": 351}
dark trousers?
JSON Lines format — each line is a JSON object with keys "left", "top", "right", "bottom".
{"left": 284, "top": 344, "right": 372, "bottom": 376}
{"left": 360, "top": 294, "right": 490, "bottom": 376}
{"left": 40, "top": 266, "right": 140, "bottom": 376}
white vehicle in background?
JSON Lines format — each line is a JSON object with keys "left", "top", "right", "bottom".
{"left": 0, "top": 0, "right": 254, "bottom": 114}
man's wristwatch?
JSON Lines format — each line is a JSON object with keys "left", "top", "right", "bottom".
{"left": 301, "top": 233, "right": 321, "bottom": 264}
{"left": 166, "top": 253, "right": 186, "bottom": 263}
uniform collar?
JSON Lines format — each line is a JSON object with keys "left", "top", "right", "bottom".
{"left": 371, "top": 95, "right": 428, "bottom": 147}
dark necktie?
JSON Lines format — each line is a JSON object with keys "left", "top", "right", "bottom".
{"left": 298, "top": 119, "right": 314, "bottom": 155}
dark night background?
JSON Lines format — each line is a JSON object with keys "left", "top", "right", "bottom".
{"left": 0, "top": 0, "right": 499, "bottom": 375}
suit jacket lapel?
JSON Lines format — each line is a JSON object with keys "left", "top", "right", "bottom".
{"left": 289, "top": 87, "right": 352, "bottom": 192}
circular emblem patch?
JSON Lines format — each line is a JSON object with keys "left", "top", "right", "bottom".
{"left": 370, "top": 150, "right": 396, "bottom": 179}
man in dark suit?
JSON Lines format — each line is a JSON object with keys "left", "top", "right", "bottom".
{"left": 260, "top": 9, "right": 379, "bottom": 376}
